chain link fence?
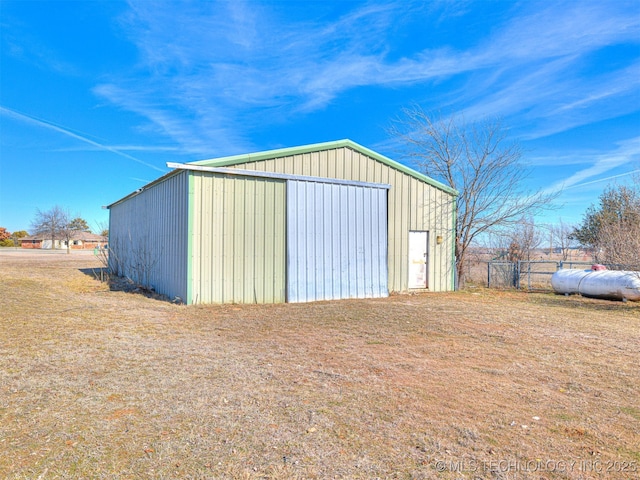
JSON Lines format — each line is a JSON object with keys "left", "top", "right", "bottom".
{"left": 486, "top": 260, "right": 640, "bottom": 292}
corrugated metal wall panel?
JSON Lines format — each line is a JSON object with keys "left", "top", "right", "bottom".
{"left": 287, "top": 180, "right": 388, "bottom": 303}
{"left": 190, "top": 172, "right": 286, "bottom": 304}
{"left": 408, "top": 180, "right": 455, "bottom": 292}
{"left": 214, "top": 146, "right": 456, "bottom": 293}
{"left": 108, "top": 171, "right": 189, "bottom": 301}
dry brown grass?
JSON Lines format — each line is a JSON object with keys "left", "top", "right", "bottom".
{"left": 1, "top": 250, "right": 638, "bottom": 479}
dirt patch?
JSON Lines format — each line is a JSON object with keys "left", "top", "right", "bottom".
{"left": 1, "top": 251, "right": 638, "bottom": 479}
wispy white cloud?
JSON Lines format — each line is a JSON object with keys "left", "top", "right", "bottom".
{"left": 476, "top": 2, "right": 638, "bottom": 64}
{"left": 91, "top": 0, "right": 638, "bottom": 155}
{"left": 52, "top": 145, "right": 182, "bottom": 153}
{"left": 1, "top": 22, "right": 81, "bottom": 76}
{"left": 424, "top": 3, "right": 640, "bottom": 137}
{"left": 93, "top": 82, "right": 245, "bottom": 155}
{"left": 452, "top": 60, "right": 640, "bottom": 142}
{"left": 0, "top": 106, "right": 166, "bottom": 172}
{"left": 95, "top": 1, "right": 438, "bottom": 153}
{"left": 543, "top": 136, "right": 640, "bottom": 193}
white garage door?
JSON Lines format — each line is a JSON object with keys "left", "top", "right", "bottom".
{"left": 286, "top": 179, "right": 389, "bottom": 302}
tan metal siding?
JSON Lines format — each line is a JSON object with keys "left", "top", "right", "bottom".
{"left": 190, "top": 172, "right": 286, "bottom": 304}
{"left": 217, "top": 146, "right": 455, "bottom": 292}
{"left": 108, "top": 171, "right": 189, "bottom": 301}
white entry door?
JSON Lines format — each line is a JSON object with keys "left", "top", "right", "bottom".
{"left": 408, "top": 231, "right": 428, "bottom": 289}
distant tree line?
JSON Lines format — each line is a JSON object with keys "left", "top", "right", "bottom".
{"left": 483, "top": 179, "right": 639, "bottom": 271}
{"left": 570, "top": 180, "right": 640, "bottom": 268}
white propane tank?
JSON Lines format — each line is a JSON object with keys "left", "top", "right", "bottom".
{"left": 551, "top": 267, "right": 640, "bottom": 302}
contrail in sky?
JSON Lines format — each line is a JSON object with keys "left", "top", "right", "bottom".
{"left": 0, "top": 105, "right": 166, "bottom": 172}
{"left": 563, "top": 169, "right": 640, "bottom": 190}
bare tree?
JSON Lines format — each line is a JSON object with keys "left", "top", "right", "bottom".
{"left": 594, "top": 185, "right": 640, "bottom": 269}
{"left": 390, "top": 108, "right": 558, "bottom": 286}
{"left": 597, "top": 220, "right": 640, "bottom": 269}
{"left": 95, "top": 220, "right": 109, "bottom": 238}
{"left": 30, "top": 206, "right": 71, "bottom": 251}
{"left": 550, "top": 220, "right": 578, "bottom": 261}
{"left": 505, "top": 217, "right": 542, "bottom": 262}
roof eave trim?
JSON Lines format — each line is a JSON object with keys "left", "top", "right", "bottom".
{"left": 106, "top": 169, "right": 177, "bottom": 209}
{"left": 167, "top": 162, "right": 391, "bottom": 189}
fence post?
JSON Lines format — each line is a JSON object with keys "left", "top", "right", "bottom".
{"left": 487, "top": 262, "right": 491, "bottom": 288}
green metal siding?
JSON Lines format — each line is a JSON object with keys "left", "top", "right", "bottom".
{"left": 408, "top": 179, "right": 456, "bottom": 292}
{"left": 190, "top": 171, "right": 286, "bottom": 304}
{"left": 195, "top": 145, "right": 456, "bottom": 293}
{"left": 193, "top": 139, "right": 456, "bottom": 196}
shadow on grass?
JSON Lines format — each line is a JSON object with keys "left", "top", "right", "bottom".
{"left": 78, "top": 267, "right": 175, "bottom": 302}
{"left": 79, "top": 267, "right": 131, "bottom": 292}
{"left": 79, "top": 267, "right": 109, "bottom": 284}
{"left": 78, "top": 267, "right": 184, "bottom": 304}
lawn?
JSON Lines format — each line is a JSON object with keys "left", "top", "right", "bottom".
{"left": 0, "top": 251, "right": 638, "bottom": 479}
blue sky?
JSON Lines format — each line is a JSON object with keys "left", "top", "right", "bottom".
{"left": 1, "top": 0, "right": 639, "bottom": 235}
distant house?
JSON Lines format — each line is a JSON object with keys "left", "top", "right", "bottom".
{"left": 21, "top": 232, "right": 107, "bottom": 250}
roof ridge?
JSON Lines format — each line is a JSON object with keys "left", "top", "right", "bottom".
{"left": 190, "top": 139, "right": 457, "bottom": 196}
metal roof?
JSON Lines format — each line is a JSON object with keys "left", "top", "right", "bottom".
{"left": 22, "top": 232, "right": 107, "bottom": 242}
{"left": 191, "top": 139, "right": 458, "bottom": 196}
{"left": 107, "top": 139, "right": 456, "bottom": 209}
